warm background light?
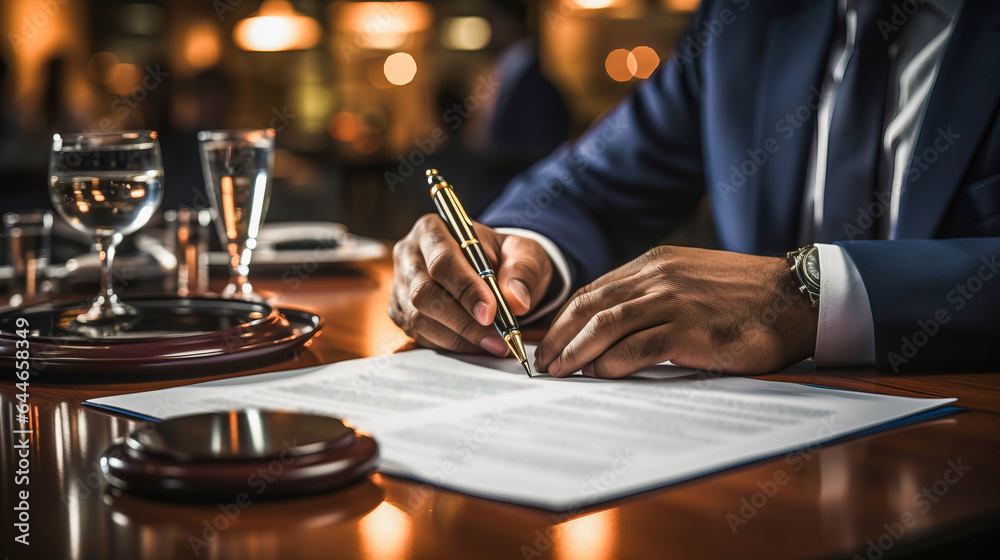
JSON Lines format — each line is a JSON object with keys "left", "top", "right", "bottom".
{"left": 628, "top": 45, "right": 660, "bottom": 79}
{"left": 359, "top": 502, "right": 412, "bottom": 560}
{"left": 183, "top": 22, "right": 222, "bottom": 69}
{"left": 665, "top": 0, "right": 700, "bottom": 11}
{"left": 329, "top": 112, "right": 360, "bottom": 142}
{"left": 440, "top": 16, "right": 492, "bottom": 51}
{"left": 233, "top": 0, "right": 321, "bottom": 52}
{"left": 555, "top": 510, "right": 619, "bottom": 560}
{"left": 571, "top": 0, "right": 619, "bottom": 9}
{"left": 383, "top": 52, "right": 417, "bottom": 86}
{"left": 107, "top": 63, "right": 143, "bottom": 96}
{"left": 605, "top": 48, "right": 633, "bottom": 82}
{"left": 606, "top": 46, "right": 660, "bottom": 81}
{"left": 337, "top": 2, "right": 433, "bottom": 50}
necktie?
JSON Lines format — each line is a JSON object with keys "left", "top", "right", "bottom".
{"left": 818, "top": 0, "right": 894, "bottom": 241}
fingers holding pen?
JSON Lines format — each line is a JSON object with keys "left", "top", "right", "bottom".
{"left": 495, "top": 234, "right": 553, "bottom": 317}
{"left": 417, "top": 216, "right": 496, "bottom": 326}
{"left": 390, "top": 245, "right": 503, "bottom": 354}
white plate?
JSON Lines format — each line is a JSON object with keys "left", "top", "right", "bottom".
{"left": 208, "top": 223, "right": 386, "bottom": 267}
{"left": 252, "top": 222, "right": 348, "bottom": 252}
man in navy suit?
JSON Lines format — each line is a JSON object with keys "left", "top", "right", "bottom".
{"left": 390, "top": 0, "right": 999, "bottom": 376}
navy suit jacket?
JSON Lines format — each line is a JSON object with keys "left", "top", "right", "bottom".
{"left": 479, "top": 0, "right": 1000, "bottom": 372}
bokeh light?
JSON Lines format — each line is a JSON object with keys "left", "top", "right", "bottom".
{"left": 440, "top": 17, "right": 492, "bottom": 50}
{"left": 667, "top": 0, "right": 700, "bottom": 11}
{"left": 183, "top": 23, "right": 221, "bottom": 69}
{"left": 605, "top": 49, "right": 633, "bottom": 82}
{"left": 337, "top": 2, "right": 433, "bottom": 50}
{"left": 329, "top": 112, "right": 360, "bottom": 142}
{"left": 628, "top": 46, "right": 659, "bottom": 79}
{"left": 107, "top": 63, "right": 143, "bottom": 95}
{"left": 359, "top": 502, "right": 412, "bottom": 560}
{"left": 383, "top": 52, "right": 417, "bottom": 86}
{"left": 571, "top": 0, "right": 617, "bottom": 9}
{"left": 607, "top": 46, "right": 660, "bottom": 81}
{"left": 233, "top": 0, "right": 321, "bottom": 52}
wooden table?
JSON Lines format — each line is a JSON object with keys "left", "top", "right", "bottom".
{"left": 2, "top": 257, "right": 999, "bottom": 560}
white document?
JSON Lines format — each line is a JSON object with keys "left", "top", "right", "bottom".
{"left": 87, "top": 347, "right": 955, "bottom": 510}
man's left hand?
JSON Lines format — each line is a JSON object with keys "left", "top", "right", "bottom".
{"left": 534, "top": 246, "right": 818, "bottom": 378}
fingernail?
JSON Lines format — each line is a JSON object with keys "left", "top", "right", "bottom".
{"left": 582, "top": 363, "right": 595, "bottom": 377}
{"left": 509, "top": 279, "right": 531, "bottom": 309}
{"left": 481, "top": 334, "right": 509, "bottom": 357}
{"left": 473, "top": 301, "right": 491, "bottom": 325}
{"left": 548, "top": 356, "right": 562, "bottom": 377}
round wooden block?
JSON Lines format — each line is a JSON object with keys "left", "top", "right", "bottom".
{"left": 100, "top": 410, "right": 378, "bottom": 500}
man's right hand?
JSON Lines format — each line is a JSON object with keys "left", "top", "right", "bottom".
{"left": 390, "top": 214, "right": 554, "bottom": 356}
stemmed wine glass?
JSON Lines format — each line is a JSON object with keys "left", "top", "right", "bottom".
{"left": 48, "top": 131, "right": 164, "bottom": 325}
{"left": 197, "top": 129, "right": 275, "bottom": 301}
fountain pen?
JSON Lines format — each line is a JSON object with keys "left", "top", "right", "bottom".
{"left": 425, "top": 169, "right": 532, "bottom": 377}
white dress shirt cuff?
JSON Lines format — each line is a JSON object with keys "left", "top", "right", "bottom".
{"left": 814, "top": 243, "right": 876, "bottom": 366}
{"left": 494, "top": 228, "right": 573, "bottom": 324}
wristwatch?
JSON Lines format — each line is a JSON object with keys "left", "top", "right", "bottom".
{"left": 786, "top": 245, "right": 821, "bottom": 309}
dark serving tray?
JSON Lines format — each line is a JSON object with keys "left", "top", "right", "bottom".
{"left": 0, "top": 296, "right": 322, "bottom": 380}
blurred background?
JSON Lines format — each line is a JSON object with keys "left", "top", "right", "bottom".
{"left": 0, "top": 0, "right": 697, "bottom": 243}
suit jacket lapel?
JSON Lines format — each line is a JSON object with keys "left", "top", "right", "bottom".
{"left": 753, "top": 0, "right": 836, "bottom": 254}
{"left": 895, "top": 0, "right": 1000, "bottom": 238}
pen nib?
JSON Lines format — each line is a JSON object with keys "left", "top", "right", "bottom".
{"left": 522, "top": 360, "right": 532, "bottom": 378}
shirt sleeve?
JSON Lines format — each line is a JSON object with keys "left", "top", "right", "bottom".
{"left": 494, "top": 227, "right": 573, "bottom": 324}
{"left": 814, "top": 243, "right": 876, "bottom": 366}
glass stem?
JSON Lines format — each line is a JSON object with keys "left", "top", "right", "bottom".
{"left": 96, "top": 233, "right": 124, "bottom": 304}
{"left": 225, "top": 242, "right": 254, "bottom": 299}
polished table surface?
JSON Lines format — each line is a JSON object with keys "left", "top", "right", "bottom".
{"left": 2, "top": 257, "right": 999, "bottom": 560}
